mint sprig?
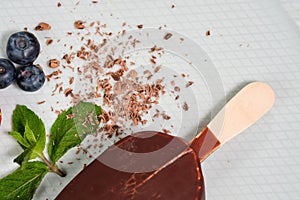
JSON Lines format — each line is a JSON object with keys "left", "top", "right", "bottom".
{"left": 0, "top": 162, "right": 49, "bottom": 200}
{"left": 9, "top": 105, "right": 46, "bottom": 165}
{"left": 48, "top": 101, "right": 102, "bottom": 164}
{"left": 0, "top": 102, "right": 102, "bottom": 200}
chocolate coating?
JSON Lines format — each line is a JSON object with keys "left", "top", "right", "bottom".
{"left": 56, "top": 131, "right": 205, "bottom": 200}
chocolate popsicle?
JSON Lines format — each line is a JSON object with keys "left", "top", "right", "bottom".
{"left": 56, "top": 82, "right": 275, "bottom": 200}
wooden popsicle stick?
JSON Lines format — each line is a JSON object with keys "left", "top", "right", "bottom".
{"left": 190, "top": 82, "right": 275, "bottom": 162}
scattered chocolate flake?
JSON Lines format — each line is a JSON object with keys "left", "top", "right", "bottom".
{"left": 64, "top": 88, "right": 73, "bottom": 97}
{"left": 186, "top": 81, "right": 194, "bottom": 88}
{"left": 137, "top": 24, "right": 143, "bottom": 29}
{"left": 163, "top": 129, "right": 171, "bottom": 134}
{"left": 69, "top": 77, "right": 74, "bottom": 85}
{"left": 174, "top": 86, "right": 180, "bottom": 92}
{"left": 57, "top": 2, "right": 61, "bottom": 7}
{"left": 183, "top": 101, "right": 189, "bottom": 111}
{"left": 68, "top": 162, "right": 74, "bottom": 165}
{"left": 48, "top": 59, "right": 60, "bottom": 68}
{"left": 154, "top": 65, "right": 161, "bottom": 73}
{"left": 162, "top": 112, "right": 171, "bottom": 120}
{"left": 37, "top": 100, "right": 46, "bottom": 104}
{"left": 171, "top": 4, "right": 175, "bottom": 9}
{"left": 24, "top": 27, "right": 28, "bottom": 31}
{"left": 164, "top": 33, "right": 173, "bottom": 40}
{"left": 150, "top": 58, "right": 156, "bottom": 65}
{"left": 175, "top": 95, "right": 179, "bottom": 100}
{"left": 46, "top": 39, "right": 53, "bottom": 46}
{"left": 206, "top": 30, "right": 210, "bottom": 36}
{"left": 74, "top": 20, "right": 86, "bottom": 29}
{"left": 66, "top": 113, "right": 74, "bottom": 119}
{"left": 149, "top": 45, "right": 163, "bottom": 53}
{"left": 181, "top": 73, "right": 186, "bottom": 78}
{"left": 92, "top": 0, "right": 98, "bottom": 3}
{"left": 34, "top": 22, "right": 51, "bottom": 31}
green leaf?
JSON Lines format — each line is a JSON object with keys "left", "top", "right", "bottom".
{"left": 24, "top": 123, "right": 37, "bottom": 145}
{"left": 48, "top": 101, "right": 102, "bottom": 163}
{"left": 0, "top": 161, "right": 49, "bottom": 200}
{"left": 14, "top": 148, "right": 32, "bottom": 166}
{"left": 11, "top": 105, "right": 45, "bottom": 140}
{"left": 9, "top": 105, "right": 46, "bottom": 163}
{"left": 8, "top": 131, "right": 30, "bottom": 148}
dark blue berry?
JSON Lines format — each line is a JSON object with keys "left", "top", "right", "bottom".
{"left": 0, "top": 58, "right": 16, "bottom": 89}
{"left": 16, "top": 65, "right": 45, "bottom": 92}
{"left": 6, "top": 31, "right": 40, "bottom": 65}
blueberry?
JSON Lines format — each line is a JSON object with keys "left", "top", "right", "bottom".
{"left": 16, "top": 65, "right": 45, "bottom": 92}
{"left": 6, "top": 31, "right": 40, "bottom": 65}
{"left": 0, "top": 58, "right": 16, "bottom": 89}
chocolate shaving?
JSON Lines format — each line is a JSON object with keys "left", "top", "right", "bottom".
{"left": 164, "top": 33, "right": 173, "bottom": 40}
{"left": 35, "top": 22, "right": 51, "bottom": 31}
{"left": 37, "top": 100, "right": 46, "bottom": 104}
{"left": 183, "top": 102, "right": 189, "bottom": 111}
{"left": 46, "top": 39, "right": 53, "bottom": 46}
{"left": 206, "top": 30, "right": 210, "bottom": 36}
{"left": 74, "top": 20, "right": 86, "bottom": 29}
{"left": 186, "top": 81, "right": 194, "bottom": 88}
{"left": 48, "top": 59, "right": 60, "bottom": 68}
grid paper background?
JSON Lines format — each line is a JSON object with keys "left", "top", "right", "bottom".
{"left": 0, "top": 0, "right": 299, "bottom": 199}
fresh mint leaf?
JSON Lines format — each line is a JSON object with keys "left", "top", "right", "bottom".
{"left": 24, "top": 123, "right": 37, "bottom": 144}
{"left": 10, "top": 105, "right": 46, "bottom": 152}
{"left": 0, "top": 161, "right": 49, "bottom": 200}
{"left": 48, "top": 101, "right": 102, "bottom": 163}
{"left": 13, "top": 148, "right": 32, "bottom": 166}
{"left": 9, "top": 105, "right": 46, "bottom": 163}
{"left": 73, "top": 101, "right": 102, "bottom": 136}
{"left": 8, "top": 131, "right": 31, "bottom": 148}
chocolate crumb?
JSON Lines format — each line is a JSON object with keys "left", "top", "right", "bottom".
{"left": 37, "top": 100, "right": 46, "bottom": 104}
{"left": 163, "top": 129, "right": 171, "bottom": 134}
{"left": 137, "top": 24, "right": 143, "bottom": 29}
{"left": 68, "top": 162, "right": 74, "bottom": 165}
{"left": 35, "top": 22, "right": 51, "bottom": 31}
{"left": 57, "top": 2, "right": 61, "bottom": 7}
{"left": 48, "top": 59, "right": 60, "bottom": 68}
{"left": 24, "top": 27, "right": 28, "bottom": 31}
{"left": 75, "top": 20, "right": 86, "bottom": 29}
{"left": 154, "top": 66, "right": 161, "bottom": 73}
{"left": 46, "top": 39, "right": 53, "bottom": 46}
{"left": 64, "top": 88, "right": 73, "bottom": 97}
{"left": 174, "top": 86, "right": 180, "bottom": 92}
{"left": 69, "top": 77, "right": 74, "bottom": 85}
{"left": 183, "top": 101, "right": 189, "bottom": 111}
{"left": 164, "top": 33, "right": 173, "bottom": 40}
{"left": 171, "top": 4, "right": 175, "bottom": 9}
{"left": 162, "top": 112, "right": 171, "bottom": 120}
{"left": 186, "top": 81, "right": 194, "bottom": 88}
{"left": 206, "top": 30, "right": 210, "bottom": 36}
